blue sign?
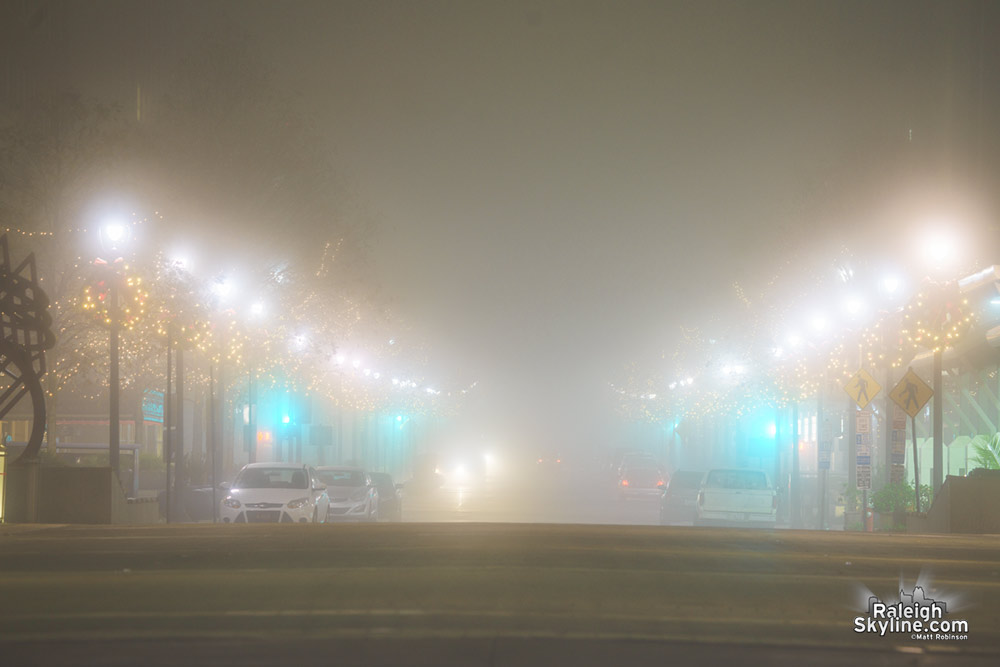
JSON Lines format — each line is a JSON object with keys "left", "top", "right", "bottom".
{"left": 856, "top": 455, "right": 871, "bottom": 466}
{"left": 819, "top": 450, "right": 831, "bottom": 470}
{"left": 142, "top": 390, "right": 164, "bottom": 424}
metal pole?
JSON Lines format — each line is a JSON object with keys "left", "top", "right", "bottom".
{"left": 774, "top": 406, "right": 782, "bottom": 519}
{"left": 165, "top": 327, "right": 172, "bottom": 524}
{"left": 791, "top": 401, "right": 800, "bottom": 528}
{"left": 176, "top": 345, "right": 185, "bottom": 515}
{"left": 912, "top": 416, "right": 921, "bottom": 512}
{"left": 933, "top": 348, "right": 943, "bottom": 493}
{"left": 210, "top": 362, "right": 218, "bottom": 523}
{"left": 817, "top": 387, "right": 825, "bottom": 530}
{"left": 248, "top": 367, "right": 257, "bottom": 464}
{"left": 884, "top": 366, "right": 893, "bottom": 489}
{"left": 109, "top": 276, "right": 120, "bottom": 479}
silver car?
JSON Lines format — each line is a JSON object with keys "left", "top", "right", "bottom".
{"left": 316, "top": 466, "right": 379, "bottom": 521}
{"left": 220, "top": 463, "right": 330, "bottom": 524}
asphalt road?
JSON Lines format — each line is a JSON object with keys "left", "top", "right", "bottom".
{"left": 1, "top": 519, "right": 998, "bottom": 666}
{"left": 1, "top": 466, "right": 996, "bottom": 665}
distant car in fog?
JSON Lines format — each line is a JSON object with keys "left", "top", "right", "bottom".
{"left": 695, "top": 468, "right": 776, "bottom": 527}
{"left": 610, "top": 448, "right": 642, "bottom": 474}
{"left": 659, "top": 470, "right": 705, "bottom": 524}
{"left": 535, "top": 453, "right": 564, "bottom": 466}
{"left": 371, "top": 472, "right": 403, "bottom": 521}
{"left": 220, "top": 463, "right": 329, "bottom": 524}
{"left": 617, "top": 453, "right": 664, "bottom": 480}
{"left": 316, "top": 466, "right": 379, "bottom": 521}
{"left": 618, "top": 465, "right": 666, "bottom": 499}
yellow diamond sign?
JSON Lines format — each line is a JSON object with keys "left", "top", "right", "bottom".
{"left": 889, "top": 368, "right": 933, "bottom": 419}
{"left": 844, "top": 368, "right": 881, "bottom": 409}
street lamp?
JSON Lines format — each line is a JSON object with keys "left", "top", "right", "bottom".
{"left": 919, "top": 227, "right": 961, "bottom": 272}
{"left": 98, "top": 221, "right": 131, "bottom": 481}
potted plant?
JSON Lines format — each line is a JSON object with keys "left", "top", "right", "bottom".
{"left": 871, "top": 481, "right": 912, "bottom": 530}
{"left": 842, "top": 485, "right": 863, "bottom": 531}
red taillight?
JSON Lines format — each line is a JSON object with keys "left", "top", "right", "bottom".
{"left": 556, "top": 458, "right": 562, "bottom": 464}
{"left": 621, "top": 479, "right": 629, "bottom": 487}
{"left": 656, "top": 479, "right": 665, "bottom": 487}
{"left": 537, "top": 458, "right": 543, "bottom": 463}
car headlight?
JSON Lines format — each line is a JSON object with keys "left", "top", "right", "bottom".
{"left": 349, "top": 488, "right": 368, "bottom": 501}
{"left": 222, "top": 496, "right": 241, "bottom": 509}
{"left": 286, "top": 497, "right": 311, "bottom": 510}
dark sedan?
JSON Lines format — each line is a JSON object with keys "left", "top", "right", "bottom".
{"left": 659, "top": 470, "right": 705, "bottom": 524}
{"left": 371, "top": 472, "right": 403, "bottom": 521}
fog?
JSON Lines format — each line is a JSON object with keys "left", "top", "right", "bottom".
{"left": 3, "top": 0, "right": 1000, "bottom": 524}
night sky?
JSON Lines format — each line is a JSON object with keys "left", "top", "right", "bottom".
{"left": 3, "top": 0, "right": 998, "bottom": 446}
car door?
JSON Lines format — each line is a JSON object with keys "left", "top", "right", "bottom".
{"left": 309, "top": 467, "right": 330, "bottom": 521}
{"left": 367, "top": 474, "right": 378, "bottom": 515}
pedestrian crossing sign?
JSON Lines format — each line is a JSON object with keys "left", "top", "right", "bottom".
{"left": 889, "top": 368, "right": 933, "bottom": 419}
{"left": 844, "top": 368, "right": 881, "bottom": 409}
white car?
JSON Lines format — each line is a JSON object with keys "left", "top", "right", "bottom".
{"left": 316, "top": 466, "right": 378, "bottom": 521}
{"left": 695, "top": 468, "right": 777, "bottom": 527}
{"left": 220, "top": 463, "right": 330, "bottom": 524}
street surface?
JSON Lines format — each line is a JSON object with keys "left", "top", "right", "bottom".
{"left": 1, "top": 511, "right": 998, "bottom": 665}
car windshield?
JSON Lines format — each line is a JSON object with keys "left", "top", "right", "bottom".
{"left": 704, "top": 470, "right": 768, "bottom": 491}
{"left": 316, "top": 470, "right": 366, "bottom": 486}
{"left": 622, "top": 454, "right": 656, "bottom": 468}
{"left": 234, "top": 468, "right": 308, "bottom": 490}
{"left": 369, "top": 473, "right": 394, "bottom": 492}
{"left": 623, "top": 467, "right": 660, "bottom": 483}
{"left": 669, "top": 471, "right": 705, "bottom": 489}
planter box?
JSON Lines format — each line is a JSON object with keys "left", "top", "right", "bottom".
{"left": 906, "top": 511, "right": 929, "bottom": 533}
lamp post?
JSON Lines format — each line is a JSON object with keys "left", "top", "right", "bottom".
{"left": 246, "top": 301, "right": 265, "bottom": 465}
{"left": 208, "top": 277, "right": 235, "bottom": 522}
{"left": 99, "top": 222, "right": 130, "bottom": 480}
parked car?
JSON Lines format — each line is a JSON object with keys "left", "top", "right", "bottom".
{"left": 695, "top": 468, "right": 776, "bottom": 527}
{"left": 617, "top": 453, "right": 663, "bottom": 480}
{"left": 659, "top": 470, "right": 705, "bottom": 524}
{"left": 316, "top": 466, "right": 379, "bottom": 521}
{"left": 370, "top": 472, "right": 403, "bottom": 521}
{"left": 219, "top": 462, "right": 329, "bottom": 524}
{"left": 619, "top": 465, "right": 666, "bottom": 499}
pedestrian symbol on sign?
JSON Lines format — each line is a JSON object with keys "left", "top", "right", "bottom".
{"left": 844, "top": 369, "right": 881, "bottom": 410}
{"left": 889, "top": 368, "right": 933, "bottom": 419}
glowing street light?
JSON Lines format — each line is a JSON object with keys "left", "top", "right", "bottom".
{"left": 843, "top": 295, "right": 866, "bottom": 319}
{"left": 100, "top": 221, "right": 131, "bottom": 253}
{"left": 212, "top": 277, "right": 234, "bottom": 300}
{"left": 919, "top": 227, "right": 960, "bottom": 270}
{"left": 880, "top": 274, "right": 901, "bottom": 296}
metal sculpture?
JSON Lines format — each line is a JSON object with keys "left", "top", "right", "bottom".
{"left": 0, "top": 234, "right": 56, "bottom": 462}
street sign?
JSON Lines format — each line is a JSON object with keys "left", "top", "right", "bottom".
{"left": 845, "top": 369, "right": 881, "bottom": 409}
{"left": 889, "top": 367, "right": 933, "bottom": 419}
{"left": 819, "top": 420, "right": 833, "bottom": 446}
{"left": 856, "top": 410, "right": 871, "bottom": 433}
{"left": 818, "top": 450, "right": 831, "bottom": 470}
{"left": 856, "top": 464, "right": 872, "bottom": 490}
{"left": 891, "top": 429, "right": 906, "bottom": 464}
{"left": 892, "top": 404, "right": 907, "bottom": 430}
